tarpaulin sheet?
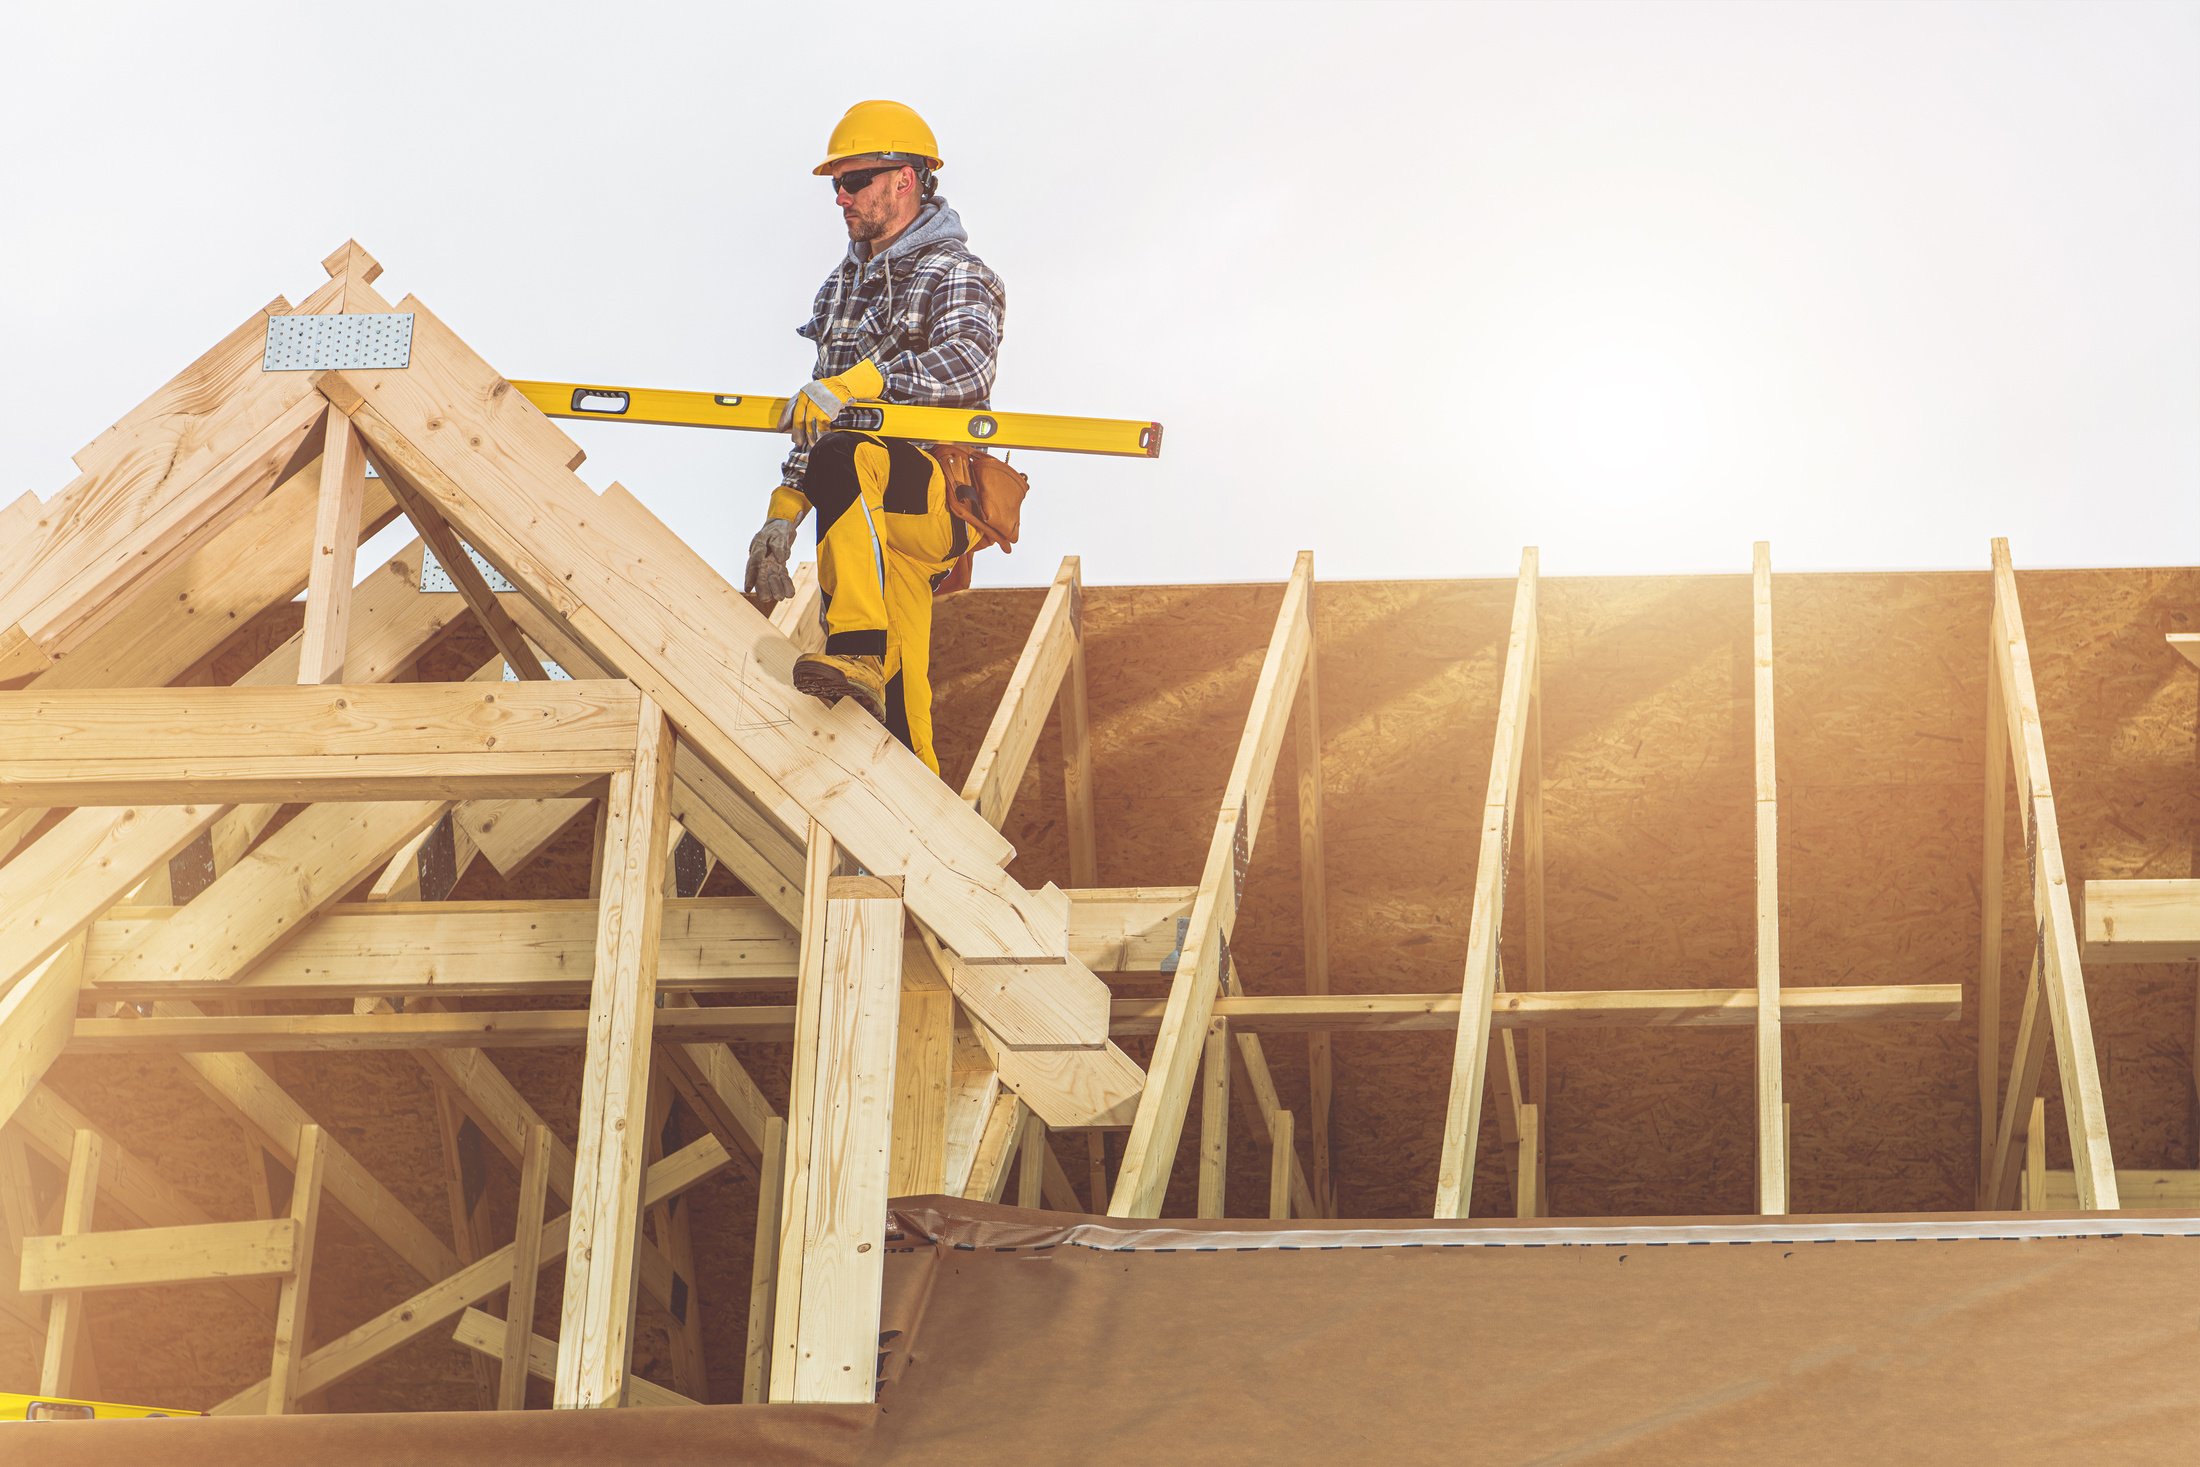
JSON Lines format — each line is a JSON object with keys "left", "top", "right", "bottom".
{"left": 20, "top": 1198, "right": 2200, "bottom": 1465}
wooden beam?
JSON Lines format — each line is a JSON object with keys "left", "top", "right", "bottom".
{"left": 0, "top": 1129, "right": 45, "bottom": 1336}
{"left": 377, "top": 453, "right": 551, "bottom": 681}
{"left": 2037, "top": 1168, "right": 2200, "bottom": 1209}
{"left": 1229, "top": 1020, "right": 1318, "bottom": 1220}
{"left": 1990, "top": 538, "right": 2117, "bottom": 1209}
{"left": 1084, "top": 1134, "right": 1109, "bottom": 1212}
{"left": 554, "top": 696, "right": 675, "bottom": 1409}
{"left": 1521, "top": 609, "right": 1548, "bottom": 1214}
{"left": 743, "top": 1116, "right": 787, "bottom": 1404}
{"left": 941, "top": 1026, "right": 1002, "bottom": 1200}
{"left": 1016, "top": 1113, "right": 1047, "bottom": 1210}
{"left": 66, "top": 983, "right": 1965, "bottom": 1054}
{"left": 297, "top": 418, "right": 370, "bottom": 683}
{"left": 1293, "top": 601, "right": 1333, "bottom": 1217}
{"left": 1434, "top": 548, "right": 1540, "bottom": 1218}
{"left": 2080, "top": 879, "right": 2200, "bottom": 963}
{"left": 210, "top": 1135, "right": 732, "bottom": 1414}
{"left": 961, "top": 556, "right": 1079, "bottom": 827}
{"left": 424, "top": 1082, "right": 495, "bottom": 1411}
{"left": 963, "top": 1091, "right": 1027, "bottom": 1205}
{"left": 34, "top": 1130, "right": 98, "bottom": 1397}
{"left": 1199, "top": 1018, "right": 1229, "bottom": 1218}
{"left": 1058, "top": 559, "right": 1099, "bottom": 889}
{"left": 770, "top": 875, "right": 907, "bottom": 1404}
{"left": 1268, "top": 1110, "right": 1294, "bottom": 1221}
{"left": 1111, "top": 553, "right": 1315, "bottom": 1217}
{"left": 93, "top": 885, "right": 1188, "bottom": 995}
{"left": 455, "top": 797, "right": 594, "bottom": 879}
{"left": 1515, "top": 1103, "right": 1541, "bottom": 1219}
{"left": 454, "top": 1309, "right": 699, "bottom": 1409}
{"left": 655, "top": 1020, "right": 776, "bottom": 1169}
{"left": 265, "top": 1124, "right": 328, "bottom": 1415}
{"left": 1979, "top": 615, "right": 2008, "bottom": 1205}
{"left": 641, "top": 1079, "right": 708, "bottom": 1401}
{"left": 0, "top": 680, "right": 639, "bottom": 804}
{"left": 0, "top": 939, "right": 86, "bottom": 1133}
{"left": 889, "top": 987, "right": 954, "bottom": 1196}
{"left": 1752, "top": 542, "right": 1787, "bottom": 1215}
{"left": 1986, "top": 948, "right": 2052, "bottom": 1210}
{"left": 22, "top": 1217, "right": 299, "bottom": 1294}
{"left": 498, "top": 1124, "right": 553, "bottom": 1411}
{"left": 90, "top": 896, "right": 794, "bottom": 998}
{"left": 2024, "top": 1098, "right": 2048, "bottom": 1213}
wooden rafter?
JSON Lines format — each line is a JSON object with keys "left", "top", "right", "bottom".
{"left": 1979, "top": 539, "right": 2117, "bottom": 1210}
{"left": 1433, "top": 549, "right": 1539, "bottom": 1219}
{"left": 1111, "top": 552, "right": 1316, "bottom": 1218}
{"left": 1752, "top": 542, "right": 1787, "bottom": 1214}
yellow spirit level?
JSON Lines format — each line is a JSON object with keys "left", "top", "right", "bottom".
{"left": 2, "top": 1391, "right": 200, "bottom": 1421}
{"left": 511, "top": 380, "right": 1162, "bottom": 459}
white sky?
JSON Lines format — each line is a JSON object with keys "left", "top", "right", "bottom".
{"left": 4, "top": 0, "right": 2194, "bottom": 586}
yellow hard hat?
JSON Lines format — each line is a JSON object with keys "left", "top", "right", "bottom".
{"left": 814, "top": 100, "right": 943, "bottom": 175}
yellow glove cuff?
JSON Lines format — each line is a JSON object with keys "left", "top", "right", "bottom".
{"left": 834, "top": 358, "right": 884, "bottom": 400}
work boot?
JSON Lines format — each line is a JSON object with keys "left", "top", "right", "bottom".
{"left": 792, "top": 652, "right": 889, "bottom": 724}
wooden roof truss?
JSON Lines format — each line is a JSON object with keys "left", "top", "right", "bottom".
{"left": 0, "top": 245, "right": 2147, "bottom": 1413}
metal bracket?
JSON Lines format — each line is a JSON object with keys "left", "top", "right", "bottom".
{"left": 421, "top": 543, "right": 515, "bottom": 595}
{"left": 1158, "top": 916, "right": 1190, "bottom": 975}
{"left": 262, "top": 312, "right": 414, "bottom": 371}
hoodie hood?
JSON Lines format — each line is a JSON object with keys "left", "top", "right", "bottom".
{"left": 847, "top": 197, "right": 968, "bottom": 271}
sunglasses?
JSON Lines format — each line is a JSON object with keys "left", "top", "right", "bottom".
{"left": 829, "top": 162, "right": 909, "bottom": 198}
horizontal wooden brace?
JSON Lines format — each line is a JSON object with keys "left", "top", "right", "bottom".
{"left": 0, "top": 680, "right": 642, "bottom": 804}
{"left": 2080, "top": 879, "right": 2200, "bottom": 963}
{"left": 1117, "top": 984, "right": 1961, "bottom": 1035}
{"left": 20, "top": 1217, "right": 298, "bottom": 1293}
{"left": 69, "top": 984, "right": 1960, "bottom": 1054}
{"left": 85, "top": 890, "right": 1195, "bottom": 998}
{"left": 2035, "top": 1169, "right": 2200, "bottom": 1209}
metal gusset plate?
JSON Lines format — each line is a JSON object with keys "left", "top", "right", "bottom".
{"left": 421, "top": 543, "right": 516, "bottom": 594}
{"left": 262, "top": 312, "right": 414, "bottom": 371}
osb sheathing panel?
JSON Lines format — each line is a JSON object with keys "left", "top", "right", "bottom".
{"left": 8, "top": 564, "right": 2196, "bottom": 1414}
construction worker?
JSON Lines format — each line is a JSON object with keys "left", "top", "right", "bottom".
{"left": 742, "top": 100, "right": 1006, "bottom": 776}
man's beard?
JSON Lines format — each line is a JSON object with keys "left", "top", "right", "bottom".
{"left": 847, "top": 210, "right": 886, "bottom": 242}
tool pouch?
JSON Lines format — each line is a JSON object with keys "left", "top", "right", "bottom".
{"left": 928, "top": 444, "right": 1029, "bottom": 596}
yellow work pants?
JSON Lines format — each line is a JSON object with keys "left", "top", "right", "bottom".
{"left": 772, "top": 430, "right": 963, "bottom": 773}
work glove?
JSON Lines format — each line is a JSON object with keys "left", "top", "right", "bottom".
{"left": 743, "top": 516, "right": 800, "bottom": 609}
{"left": 780, "top": 359, "right": 884, "bottom": 449}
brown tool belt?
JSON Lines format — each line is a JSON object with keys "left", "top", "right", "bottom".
{"left": 929, "top": 444, "right": 1029, "bottom": 596}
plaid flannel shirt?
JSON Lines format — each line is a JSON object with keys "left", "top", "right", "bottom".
{"left": 777, "top": 203, "right": 1007, "bottom": 492}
